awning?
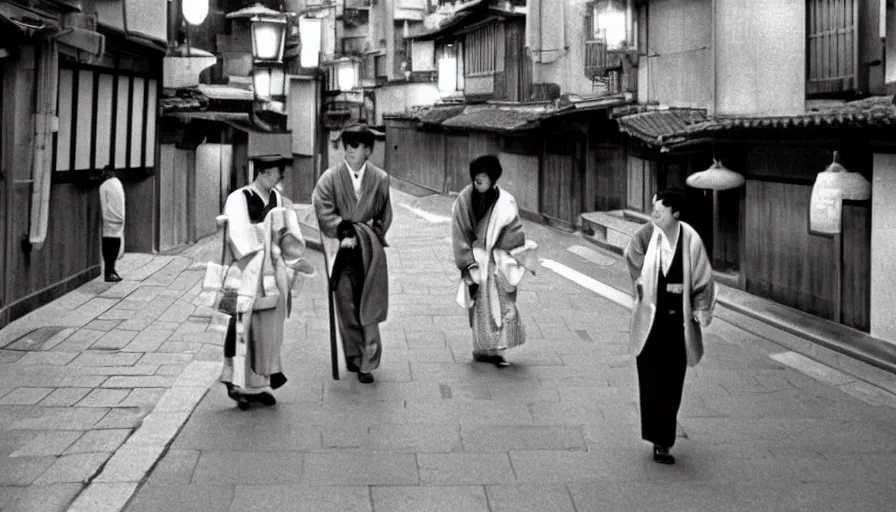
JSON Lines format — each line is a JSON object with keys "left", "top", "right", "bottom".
{"left": 411, "top": 0, "right": 523, "bottom": 41}
{"left": 163, "top": 111, "right": 292, "bottom": 158}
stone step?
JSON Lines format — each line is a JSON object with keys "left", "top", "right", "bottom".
{"left": 580, "top": 210, "right": 648, "bottom": 255}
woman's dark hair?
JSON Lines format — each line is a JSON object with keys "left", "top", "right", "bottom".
{"left": 469, "top": 154, "right": 503, "bottom": 183}
{"left": 654, "top": 189, "right": 687, "bottom": 215}
{"left": 101, "top": 165, "right": 117, "bottom": 181}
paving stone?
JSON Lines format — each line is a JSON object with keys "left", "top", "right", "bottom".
{"left": 101, "top": 376, "right": 177, "bottom": 388}
{"left": 76, "top": 364, "right": 161, "bottom": 376}
{"left": 76, "top": 389, "right": 130, "bottom": 408}
{"left": 9, "top": 430, "right": 84, "bottom": 458}
{"left": 66, "top": 482, "right": 138, "bottom": 512}
{"left": 39, "top": 388, "right": 92, "bottom": 407}
{"left": 301, "top": 453, "right": 418, "bottom": 485}
{"left": 57, "top": 375, "right": 108, "bottom": 388}
{"left": 191, "top": 451, "right": 303, "bottom": 484}
{"left": 0, "top": 387, "right": 55, "bottom": 405}
{"left": 69, "top": 352, "right": 142, "bottom": 367}
{"left": 118, "top": 388, "right": 167, "bottom": 408}
{"left": 58, "top": 298, "right": 119, "bottom": 327}
{"left": 120, "top": 329, "right": 173, "bottom": 353}
{"left": 93, "top": 407, "right": 149, "bottom": 429}
{"left": 417, "top": 452, "right": 516, "bottom": 484}
{"left": 368, "top": 424, "right": 462, "bottom": 452}
{"left": 126, "top": 411, "right": 190, "bottom": 446}
{"left": 51, "top": 330, "right": 105, "bottom": 352}
{"left": 1, "top": 482, "right": 83, "bottom": 512}
{"left": 462, "top": 426, "right": 587, "bottom": 452}
{"left": 155, "top": 364, "right": 188, "bottom": 376}
{"left": 90, "top": 330, "right": 139, "bottom": 350}
{"left": 486, "top": 484, "right": 577, "bottom": 512}
{"left": 510, "top": 450, "right": 647, "bottom": 483}
{"left": 34, "top": 451, "right": 111, "bottom": 484}
{"left": 65, "top": 429, "right": 130, "bottom": 455}
{"left": 94, "top": 442, "right": 166, "bottom": 482}
{"left": 83, "top": 319, "right": 124, "bottom": 331}
{"left": 371, "top": 486, "right": 489, "bottom": 512}
{"left": 15, "top": 352, "right": 78, "bottom": 367}
{"left": 0, "top": 350, "right": 25, "bottom": 364}
{"left": 117, "top": 314, "right": 159, "bottom": 331}
{"left": 146, "top": 449, "right": 200, "bottom": 485}
{"left": 138, "top": 353, "right": 194, "bottom": 366}
{"left": 12, "top": 407, "right": 109, "bottom": 430}
{"left": 0, "top": 456, "right": 57, "bottom": 485}
{"left": 228, "top": 485, "right": 371, "bottom": 512}
{"left": 122, "top": 483, "right": 234, "bottom": 512}
{"left": 153, "top": 386, "right": 208, "bottom": 413}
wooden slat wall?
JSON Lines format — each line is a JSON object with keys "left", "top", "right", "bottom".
{"left": 744, "top": 180, "right": 838, "bottom": 320}
{"left": 840, "top": 201, "right": 871, "bottom": 332}
{"left": 807, "top": 0, "right": 858, "bottom": 94}
{"left": 503, "top": 19, "right": 532, "bottom": 102}
{"left": 541, "top": 134, "right": 584, "bottom": 226}
{"left": 385, "top": 124, "right": 447, "bottom": 193}
{"left": 590, "top": 145, "right": 626, "bottom": 211}
{"left": 444, "top": 133, "right": 471, "bottom": 193}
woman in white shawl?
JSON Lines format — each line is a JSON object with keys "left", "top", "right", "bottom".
{"left": 452, "top": 155, "right": 538, "bottom": 367}
{"left": 624, "top": 189, "right": 716, "bottom": 464}
{"left": 220, "top": 156, "right": 314, "bottom": 410}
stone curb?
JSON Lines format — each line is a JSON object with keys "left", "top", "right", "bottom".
{"left": 67, "top": 361, "right": 222, "bottom": 512}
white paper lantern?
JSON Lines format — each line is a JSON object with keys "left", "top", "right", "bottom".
{"left": 686, "top": 160, "right": 745, "bottom": 191}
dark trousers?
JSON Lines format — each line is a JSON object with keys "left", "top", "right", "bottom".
{"left": 334, "top": 259, "right": 382, "bottom": 372}
{"left": 636, "top": 311, "right": 687, "bottom": 448}
{"left": 102, "top": 237, "right": 121, "bottom": 277}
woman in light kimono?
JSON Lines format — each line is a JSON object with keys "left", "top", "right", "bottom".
{"left": 624, "top": 189, "right": 716, "bottom": 464}
{"left": 452, "top": 155, "right": 538, "bottom": 367}
{"left": 220, "top": 155, "right": 314, "bottom": 410}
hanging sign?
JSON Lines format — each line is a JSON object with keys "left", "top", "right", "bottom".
{"left": 809, "top": 172, "right": 843, "bottom": 236}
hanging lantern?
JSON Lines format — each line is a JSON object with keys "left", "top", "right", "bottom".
{"left": 226, "top": 3, "right": 289, "bottom": 63}
{"left": 686, "top": 159, "right": 745, "bottom": 191}
{"left": 820, "top": 151, "right": 871, "bottom": 201}
{"left": 182, "top": 0, "right": 209, "bottom": 26}
{"left": 809, "top": 151, "right": 871, "bottom": 235}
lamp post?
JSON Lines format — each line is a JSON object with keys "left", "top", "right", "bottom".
{"left": 181, "top": 0, "right": 209, "bottom": 57}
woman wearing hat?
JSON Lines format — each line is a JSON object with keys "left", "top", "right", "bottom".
{"left": 451, "top": 155, "right": 538, "bottom": 367}
{"left": 220, "top": 155, "right": 315, "bottom": 409}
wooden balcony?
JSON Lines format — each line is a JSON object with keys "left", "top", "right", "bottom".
{"left": 585, "top": 39, "right": 608, "bottom": 78}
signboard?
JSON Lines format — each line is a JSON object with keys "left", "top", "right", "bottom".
{"left": 809, "top": 172, "right": 843, "bottom": 236}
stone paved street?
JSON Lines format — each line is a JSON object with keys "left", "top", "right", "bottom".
{"left": 2, "top": 187, "right": 896, "bottom": 511}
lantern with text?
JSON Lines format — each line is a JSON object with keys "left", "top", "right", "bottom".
{"left": 809, "top": 151, "right": 871, "bottom": 235}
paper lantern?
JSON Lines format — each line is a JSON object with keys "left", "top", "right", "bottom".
{"left": 686, "top": 160, "right": 745, "bottom": 191}
{"left": 819, "top": 151, "right": 870, "bottom": 201}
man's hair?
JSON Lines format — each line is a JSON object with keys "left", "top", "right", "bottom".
{"left": 101, "top": 165, "right": 117, "bottom": 181}
{"left": 469, "top": 154, "right": 503, "bottom": 183}
{"left": 341, "top": 125, "right": 376, "bottom": 149}
{"left": 654, "top": 189, "right": 687, "bottom": 215}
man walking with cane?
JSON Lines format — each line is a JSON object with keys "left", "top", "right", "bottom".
{"left": 312, "top": 124, "right": 392, "bottom": 383}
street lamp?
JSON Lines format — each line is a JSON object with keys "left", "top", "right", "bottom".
{"left": 182, "top": 0, "right": 209, "bottom": 26}
{"left": 298, "top": 16, "right": 322, "bottom": 68}
{"left": 226, "top": 3, "right": 289, "bottom": 63}
{"left": 334, "top": 57, "right": 359, "bottom": 92}
{"left": 252, "top": 63, "right": 287, "bottom": 101}
{"left": 595, "top": 0, "right": 627, "bottom": 50}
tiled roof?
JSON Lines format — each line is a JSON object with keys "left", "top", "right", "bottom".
{"left": 418, "top": 105, "right": 467, "bottom": 126}
{"left": 441, "top": 105, "right": 552, "bottom": 132}
{"left": 615, "top": 96, "right": 896, "bottom": 148}
{"left": 613, "top": 107, "right": 709, "bottom": 146}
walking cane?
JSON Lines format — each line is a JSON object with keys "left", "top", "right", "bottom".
{"left": 327, "top": 276, "right": 340, "bottom": 381}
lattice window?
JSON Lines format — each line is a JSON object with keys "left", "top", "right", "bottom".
{"left": 464, "top": 23, "right": 503, "bottom": 75}
{"left": 807, "top": 0, "right": 858, "bottom": 95}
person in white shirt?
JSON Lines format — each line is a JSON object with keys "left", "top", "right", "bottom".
{"left": 99, "top": 166, "right": 126, "bottom": 282}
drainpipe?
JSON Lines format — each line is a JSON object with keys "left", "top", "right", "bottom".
{"left": 711, "top": 0, "right": 718, "bottom": 116}
{"left": 27, "top": 36, "right": 60, "bottom": 250}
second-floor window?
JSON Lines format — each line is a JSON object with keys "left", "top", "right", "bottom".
{"left": 586, "top": 0, "right": 636, "bottom": 50}
{"left": 464, "top": 23, "right": 504, "bottom": 75}
{"left": 807, "top": 0, "right": 858, "bottom": 95}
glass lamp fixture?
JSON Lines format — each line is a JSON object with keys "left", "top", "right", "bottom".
{"left": 182, "top": 0, "right": 209, "bottom": 25}
{"left": 226, "top": 3, "right": 289, "bottom": 63}
{"left": 335, "top": 58, "right": 359, "bottom": 92}
{"left": 252, "top": 63, "right": 287, "bottom": 100}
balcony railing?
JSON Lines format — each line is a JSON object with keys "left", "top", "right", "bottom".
{"left": 584, "top": 39, "right": 608, "bottom": 78}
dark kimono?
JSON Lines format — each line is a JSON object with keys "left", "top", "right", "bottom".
{"left": 312, "top": 162, "right": 392, "bottom": 375}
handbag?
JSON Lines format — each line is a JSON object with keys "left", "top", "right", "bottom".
{"left": 200, "top": 220, "right": 241, "bottom": 316}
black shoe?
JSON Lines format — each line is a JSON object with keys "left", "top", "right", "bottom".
{"left": 237, "top": 396, "right": 250, "bottom": 410}
{"left": 472, "top": 353, "right": 491, "bottom": 363}
{"left": 493, "top": 356, "right": 510, "bottom": 368}
{"left": 224, "top": 383, "right": 240, "bottom": 401}
{"left": 358, "top": 372, "right": 374, "bottom": 384}
{"left": 653, "top": 445, "right": 675, "bottom": 465}
{"left": 346, "top": 362, "right": 360, "bottom": 373}
{"left": 250, "top": 392, "right": 276, "bottom": 406}
{"left": 104, "top": 273, "right": 122, "bottom": 283}
{"left": 270, "top": 373, "right": 288, "bottom": 390}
